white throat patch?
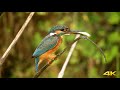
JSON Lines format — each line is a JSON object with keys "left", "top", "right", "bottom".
{"left": 50, "top": 32, "right": 57, "bottom": 36}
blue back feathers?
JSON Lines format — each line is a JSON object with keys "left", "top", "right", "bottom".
{"left": 32, "top": 35, "right": 59, "bottom": 57}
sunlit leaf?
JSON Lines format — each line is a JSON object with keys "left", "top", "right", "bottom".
{"left": 36, "top": 12, "right": 48, "bottom": 16}
{"left": 32, "top": 32, "right": 42, "bottom": 48}
{"left": 88, "top": 68, "right": 100, "bottom": 78}
{"left": 106, "top": 12, "right": 120, "bottom": 24}
{"left": 108, "top": 31, "right": 120, "bottom": 43}
{"left": 88, "top": 12, "right": 101, "bottom": 24}
{"left": 105, "top": 45, "right": 119, "bottom": 63}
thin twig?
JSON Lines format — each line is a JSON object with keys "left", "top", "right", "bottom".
{"left": 33, "top": 31, "right": 106, "bottom": 78}
{"left": 0, "top": 12, "right": 35, "bottom": 66}
{"left": 33, "top": 35, "right": 81, "bottom": 78}
{"left": 58, "top": 34, "right": 80, "bottom": 78}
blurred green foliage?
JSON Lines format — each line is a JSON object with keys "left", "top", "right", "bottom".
{"left": 0, "top": 12, "right": 120, "bottom": 78}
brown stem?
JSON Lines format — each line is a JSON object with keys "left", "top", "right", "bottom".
{"left": 0, "top": 12, "right": 35, "bottom": 78}
{"left": 58, "top": 34, "right": 80, "bottom": 78}
{"left": 0, "top": 12, "right": 35, "bottom": 66}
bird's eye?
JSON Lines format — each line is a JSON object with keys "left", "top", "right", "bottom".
{"left": 61, "top": 29, "right": 64, "bottom": 31}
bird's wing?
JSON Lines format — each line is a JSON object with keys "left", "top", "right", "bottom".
{"left": 32, "top": 35, "right": 59, "bottom": 57}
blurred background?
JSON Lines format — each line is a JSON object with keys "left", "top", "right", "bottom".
{"left": 0, "top": 12, "right": 120, "bottom": 78}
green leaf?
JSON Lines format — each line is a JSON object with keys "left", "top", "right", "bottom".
{"left": 97, "top": 39, "right": 105, "bottom": 47}
{"left": 32, "top": 32, "right": 42, "bottom": 48}
{"left": 88, "top": 13, "right": 101, "bottom": 24}
{"left": 65, "top": 35, "right": 75, "bottom": 42}
{"left": 106, "top": 12, "right": 120, "bottom": 24}
{"left": 98, "top": 27, "right": 106, "bottom": 36}
{"left": 70, "top": 51, "right": 79, "bottom": 65}
{"left": 88, "top": 68, "right": 100, "bottom": 78}
{"left": 80, "top": 40, "right": 96, "bottom": 57}
{"left": 108, "top": 32, "right": 120, "bottom": 43}
{"left": 36, "top": 12, "right": 48, "bottom": 16}
{"left": 37, "top": 21, "right": 50, "bottom": 31}
{"left": 105, "top": 45, "right": 119, "bottom": 63}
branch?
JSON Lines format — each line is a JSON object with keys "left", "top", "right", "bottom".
{"left": 33, "top": 31, "right": 106, "bottom": 78}
{"left": 57, "top": 34, "right": 106, "bottom": 78}
{"left": 33, "top": 49, "right": 66, "bottom": 78}
{"left": 33, "top": 34, "right": 81, "bottom": 78}
{"left": 58, "top": 34, "right": 80, "bottom": 78}
{"left": 0, "top": 12, "right": 35, "bottom": 66}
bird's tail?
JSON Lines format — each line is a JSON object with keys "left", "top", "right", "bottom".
{"left": 35, "top": 57, "right": 39, "bottom": 72}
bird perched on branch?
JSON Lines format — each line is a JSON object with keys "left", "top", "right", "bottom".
{"left": 32, "top": 25, "right": 73, "bottom": 72}
{"left": 32, "top": 25, "right": 91, "bottom": 72}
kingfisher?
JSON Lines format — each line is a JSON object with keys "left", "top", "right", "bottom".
{"left": 32, "top": 25, "right": 79, "bottom": 72}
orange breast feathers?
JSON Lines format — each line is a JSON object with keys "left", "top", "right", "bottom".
{"left": 39, "top": 37, "right": 62, "bottom": 62}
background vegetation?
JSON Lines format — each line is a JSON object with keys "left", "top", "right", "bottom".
{"left": 0, "top": 12, "right": 120, "bottom": 78}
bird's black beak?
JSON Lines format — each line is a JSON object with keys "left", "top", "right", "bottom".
{"left": 67, "top": 30, "right": 80, "bottom": 34}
